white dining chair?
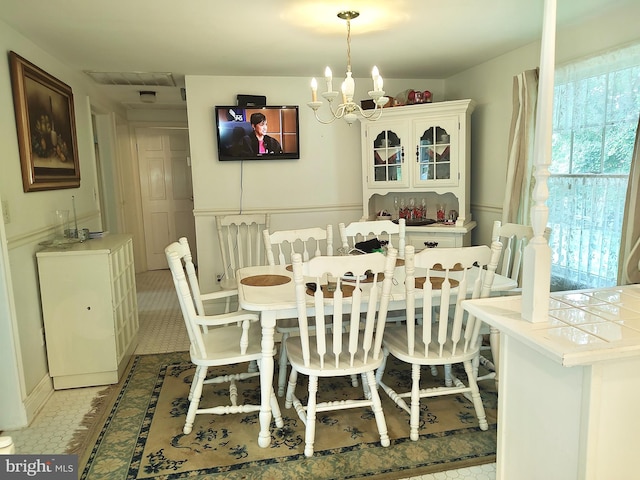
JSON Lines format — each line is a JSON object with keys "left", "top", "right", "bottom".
{"left": 376, "top": 243, "right": 501, "bottom": 441}
{"left": 215, "top": 213, "right": 270, "bottom": 312}
{"left": 491, "top": 220, "right": 551, "bottom": 293}
{"left": 479, "top": 221, "right": 551, "bottom": 385}
{"left": 263, "top": 225, "right": 333, "bottom": 264}
{"left": 165, "top": 238, "right": 283, "bottom": 435}
{"left": 338, "top": 218, "right": 406, "bottom": 258}
{"left": 285, "top": 248, "right": 398, "bottom": 457}
{"left": 339, "top": 218, "right": 407, "bottom": 325}
{"left": 262, "top": 225, "right": 335, "bottom": 396}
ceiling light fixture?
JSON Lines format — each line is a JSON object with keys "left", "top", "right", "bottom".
{"left": 139, "top": 91, "right": 157, "bottom": 103}
{"left": 308, "top": 11, "right": 388, "bottom": 125}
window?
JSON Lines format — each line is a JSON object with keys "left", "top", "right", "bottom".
{"left": 548, "top": 43, "right": 640, "bottom": 290}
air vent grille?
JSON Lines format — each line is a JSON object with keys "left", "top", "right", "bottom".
{"left": 84, "top": 71, "right": 176, "bottom": 87}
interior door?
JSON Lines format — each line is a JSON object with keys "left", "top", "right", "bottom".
{"left": 136, "top": 128, "right": 195, "bottom": 270}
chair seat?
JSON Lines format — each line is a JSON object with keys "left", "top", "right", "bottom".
{"left": 190, "top": 323, "right": 273, "bottom": 366}
{"left": 383, "top": 325, "right": 479, "bottom": 366}
{"left": 285, "top": 333, "right": 385, "bottom": 377}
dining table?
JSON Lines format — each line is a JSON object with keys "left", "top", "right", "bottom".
{"left": 236, "top": 260, "right": 518, "bottom": 447}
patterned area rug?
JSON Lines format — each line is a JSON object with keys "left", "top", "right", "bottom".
{"left": 77, "top": 352, "right": 497, "bottom": 479}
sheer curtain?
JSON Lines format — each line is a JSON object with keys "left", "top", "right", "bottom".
{"left": 549, "top": 42, "right": 640, "bottom": 290}
{"left": 619, "top": 117, "right": 640, "bottom": 285}
{"left": 502, "top": 69, "right": 539, "bottom": 224}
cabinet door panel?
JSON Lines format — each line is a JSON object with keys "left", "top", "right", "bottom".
{"left": 39, "top": 256, "right": 115, "bottom": 376}
{"left": 365, "top": 121, "right": 410, "bottom": 188}
{"left": 413, "top": 116, "right": 458, "bottom": 188}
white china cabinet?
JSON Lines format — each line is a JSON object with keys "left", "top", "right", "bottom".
{"left": 360, "top": 99, "right": 476, "bottom": 249}
{"left": 36, "top": 234, "right": 138, "bottom": 389}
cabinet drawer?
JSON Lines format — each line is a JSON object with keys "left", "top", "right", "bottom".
{"left": 407, "top": 232, "right": 459, "bottom": 250}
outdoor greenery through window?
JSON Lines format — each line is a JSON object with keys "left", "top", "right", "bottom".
{"left": 549, "top": 43, "right": 640, "bottom": 291}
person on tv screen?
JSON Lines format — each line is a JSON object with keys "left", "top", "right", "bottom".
{"left": 241, "top": 112, "right": 283, "bottom": 156}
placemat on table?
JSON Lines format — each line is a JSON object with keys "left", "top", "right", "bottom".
{"left": 241, "top": 274, "right": 291, "bottom": 286}
{"left": 415, "top": 276, "right": 460, "bottom": 289}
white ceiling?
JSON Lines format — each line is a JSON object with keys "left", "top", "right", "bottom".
{"left": 0, "top": 0, "right": 633, "bottom": 109}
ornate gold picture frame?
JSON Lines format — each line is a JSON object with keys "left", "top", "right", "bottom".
{"left": 9, "top": 51, "right": 80, "bottom": 192}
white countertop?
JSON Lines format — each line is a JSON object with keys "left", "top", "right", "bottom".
{"left": 462, "top": 284, "right": 640, "bottom": 367}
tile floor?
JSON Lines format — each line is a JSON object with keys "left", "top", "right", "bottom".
{"left": 4, "top": 270, "right": 496, "bottom": 480}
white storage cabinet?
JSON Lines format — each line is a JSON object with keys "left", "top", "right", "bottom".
{"left": 360, "top": 99, "right": 476, "bottom": 249}
{"left": 36, "top": 234, "right": 138, "bottom": 389}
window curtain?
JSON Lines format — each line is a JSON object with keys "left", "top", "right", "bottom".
{"left": 618, "top": 116, "right": 640, "bottom": 285}
{"left": 501, "top": 69, "right": 539, "bottom": 224}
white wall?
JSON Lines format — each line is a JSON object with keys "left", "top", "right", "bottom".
{"left": 185, "top": 75, "right": 445, "bottom": 291}
{"left": 446, "top": 2, "right": 640, "bottom": 246}
{"left": 0, "top": 18, "right": 126, "bottom": 428}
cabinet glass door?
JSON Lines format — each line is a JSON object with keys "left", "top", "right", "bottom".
{"left": 414, "top": 117, "right": 458, "bottom": 187}
{"left": 367, "top": 124, "right": 409, "bottom": 188}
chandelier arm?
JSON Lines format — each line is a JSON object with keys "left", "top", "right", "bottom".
{"left": 311, "top": 109, "right": 340, "bottom": 124}
{"left": 359, "top": 104, "right": 385, "bottom": 120}
{"left": 362, "top": 106, "right": 385, "bottom": 121}
{"left": 327, "top": 101, "right": 341, "bottom": 117}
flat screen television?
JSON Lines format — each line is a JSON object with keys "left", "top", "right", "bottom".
{"left": 215, "top": 105, "right": 300, "bottom": 161}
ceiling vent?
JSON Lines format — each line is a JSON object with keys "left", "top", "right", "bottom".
{"left": 84, "top": 71, "right": 176, "bottom": 87}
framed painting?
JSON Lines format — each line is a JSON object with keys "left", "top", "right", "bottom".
{"left": 9, "top": 51, "right": 80, "bottom": 192}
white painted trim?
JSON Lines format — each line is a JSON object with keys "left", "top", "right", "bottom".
{"left": 23, "top": 374, "right": 54, "bottom": 427}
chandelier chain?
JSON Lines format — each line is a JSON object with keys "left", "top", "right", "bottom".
{"left": 346, "top": 19, "right": 352, "bottom": 73}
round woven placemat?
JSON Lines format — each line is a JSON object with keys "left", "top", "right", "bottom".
{"left": 431, "top": 263, "right": 464, "bottom": 271}
{"left": 240, "top": 274, "right": 291, "bottom": 287}
{"left": 415, "top": 276, "right": 460, "bottom": 289}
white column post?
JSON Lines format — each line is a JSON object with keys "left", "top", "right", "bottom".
{"left": 521, "top": 0, "right": 555, "bottom": 322}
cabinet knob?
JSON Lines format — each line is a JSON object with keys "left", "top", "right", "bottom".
{"left": 424, "top": 241, "right": 438, "bottom": 248}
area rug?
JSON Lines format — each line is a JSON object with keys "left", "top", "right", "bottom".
{"left": 76, "top": 351, "right": 497, "bottom": 479}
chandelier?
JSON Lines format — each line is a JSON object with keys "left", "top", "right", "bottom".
{"left": 308, "top": 11, "right": 388, "bottom": 125}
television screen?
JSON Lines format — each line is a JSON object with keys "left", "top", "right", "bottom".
{"left": 215, "top": 106, "right": 300, "bottom": 161}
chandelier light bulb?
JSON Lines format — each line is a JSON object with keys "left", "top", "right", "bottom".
{"left": 311, "top": 78, "right": 318, "bottom": 102}
{"left": 324, "top": 67, "right": 333, "bottom": 92}
{"left": 371, "top": 66, "right": 380, "bottom": 90}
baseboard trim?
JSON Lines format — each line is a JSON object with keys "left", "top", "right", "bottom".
{"left": 24, "top": 374, "right": 54, "bottom": 426}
